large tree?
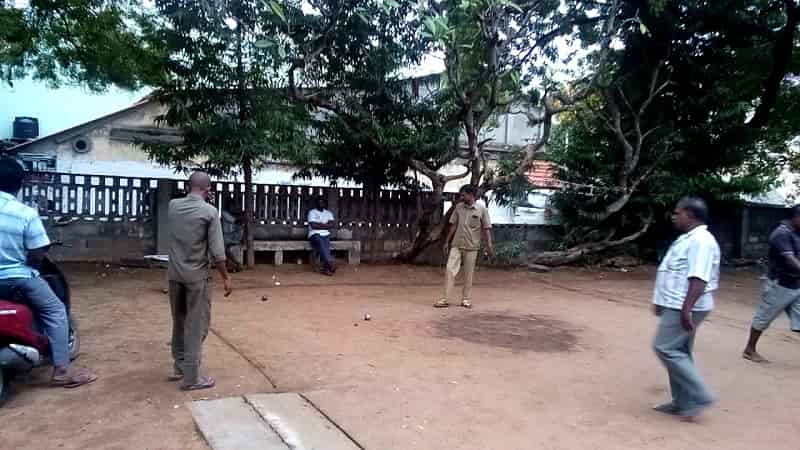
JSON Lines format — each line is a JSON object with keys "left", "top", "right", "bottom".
{"left": 526, "top": 0, "right": 800, "bottom": 265}
{"left": 280, "top": 0, "right": 467, "bottom": 260}
{"left": 397, "top": 0, "right": 622, "bottom": 260}
{"left": 142, "top": 0, "right": 309, "bottom": 269}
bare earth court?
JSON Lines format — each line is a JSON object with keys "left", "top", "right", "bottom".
{"left": 1, "top": 263, "right": 798, "bottom": 450}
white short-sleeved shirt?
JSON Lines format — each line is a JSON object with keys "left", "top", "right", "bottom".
{"left": 308, "top": 209, "right": 335, "bottom": 238}
{"left": 653, "top": 225, "right": 720, "bottom": 311}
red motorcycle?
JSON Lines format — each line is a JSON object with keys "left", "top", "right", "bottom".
{"left": 0, "top": 244, "right": 80, "bottom": 406}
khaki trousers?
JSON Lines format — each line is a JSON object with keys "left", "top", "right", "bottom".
{"left": 443, "top": 248, "right": 479, "bottom": 302}
{"left": 169, "top": 278, "right": 211, "bottom": 385}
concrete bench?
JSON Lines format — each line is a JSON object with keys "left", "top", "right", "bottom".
{"left": 250, "top": 240, "right": 361, "bottom": 266}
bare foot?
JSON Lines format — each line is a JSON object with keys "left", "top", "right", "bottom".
{"left": 742, "top": 349, "right": 769, "bottom": 364}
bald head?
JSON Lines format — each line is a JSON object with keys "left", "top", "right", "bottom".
{"left": 189, "top": 171, "right": 211, "bottom": 189}
{"left": 188, "top": 171, "right": 212, "bottom": 198}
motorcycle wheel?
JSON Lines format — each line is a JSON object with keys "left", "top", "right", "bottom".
{"left": 0, "top": 369, "right": 10, "bottom": 407}
{"left": 68, "top": 314, "right": 81, "bottom": 361}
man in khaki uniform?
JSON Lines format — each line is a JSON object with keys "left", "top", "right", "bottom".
{"left": 435, "top": 184, "right": 494, "bottom": 309}
{"left": 168, "top": 171, "right": 232, "bottom": 391}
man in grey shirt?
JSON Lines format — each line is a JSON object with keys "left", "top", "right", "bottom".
{"left": 168, "top": 171, "right": 232, "bottom": 391}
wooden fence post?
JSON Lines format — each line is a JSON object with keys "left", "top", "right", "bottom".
{"left": 327, "top": 187, "right": 339, "bottom": 220}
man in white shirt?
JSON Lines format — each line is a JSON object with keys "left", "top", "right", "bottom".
{"left": 308, "top": 196, "right": 336, "bottom": 276}
{"left": 652, "top": 197, "right": 720, "bottom": 419}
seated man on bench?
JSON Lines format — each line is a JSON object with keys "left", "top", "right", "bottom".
{"left": 308, "top": 196, "right": 336, "bottom": 276}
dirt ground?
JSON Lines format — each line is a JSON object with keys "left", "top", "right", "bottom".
{"left": 1, "top": 262, "right": 798, "bottom": 450}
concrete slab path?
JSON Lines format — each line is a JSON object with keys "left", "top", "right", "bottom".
{"left": 190, "top": 397, "right": 287, "bottom": 450}
{"left": 190, "top": 393, "right": 362, "bottom": 450}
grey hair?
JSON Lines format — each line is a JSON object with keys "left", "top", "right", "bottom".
{"left": 676, "top": 196, "right": 709, "bottom": 223}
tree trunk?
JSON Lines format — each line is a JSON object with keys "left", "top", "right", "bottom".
{"left": 528, "top": 215, "right": 653, "bottom": 266}
{"left": 466, "top": 128, "right": 482, "bottom": 186}
{"left": 398, "top": 181, "right": 449, "bottom": 262}
{"left": 366, "top": 187, "right": 379, "bottom": 263}
{"left": 235, "top": 18, "right": 254, "bottom": 269}
{"left": 399, "top": 158, "right": 470, "bottom": 263}
{"left": 243, "top": 159, "right": 255, "bottom": 269}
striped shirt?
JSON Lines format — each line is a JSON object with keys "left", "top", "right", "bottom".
{"left": 0, "top": 191, "right": 50, "bottom": 279}
{"left": 653, "top": 225, "right": 720, "bottom": 311}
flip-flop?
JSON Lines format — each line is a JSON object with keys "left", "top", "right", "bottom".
{"left": 53, "top": 368, "right": 98, "bottom": 389}
{"left": 181, "top": 376, "right": 215, "bottom": 391}
{"left": 167, "top": 373, "right": 183, "bottom": 382}
{"left": 742, "top": 351, "right": 769, "bottom": 364}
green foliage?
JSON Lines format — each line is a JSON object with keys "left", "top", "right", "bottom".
{"left": 1, "top": 1, "right": 164, "bottom": 91}
{"left": 484, "top": 240, "right": 524, "bottom": 267}
{"left": 285, "top": 0, "right": 457, "bottom": 192}
{"left": 417, "top": 0, "right": 619, "bottom": 191}
{"left": 297, "top": 94, "right": 459, "bottom": 190}
{"left": 545, "top": 0, "right": 799, "bottom": 249}
{"left": 142, "top": 0, "right": 309, "bottom": 177}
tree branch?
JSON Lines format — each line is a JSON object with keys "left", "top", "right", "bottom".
{"left": 747, "top": 0, "right": 799, "bottom": 129}
{"left": 530, "top": 211, "right": 654, "bottom": 266}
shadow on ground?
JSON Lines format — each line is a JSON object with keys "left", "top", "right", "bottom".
{"left": 433, "top": 312, "right": 581, "bottom": 352}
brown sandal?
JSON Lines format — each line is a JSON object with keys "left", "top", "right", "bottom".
{"left": 53, "top": 368, "right": 98, "bottom": 389}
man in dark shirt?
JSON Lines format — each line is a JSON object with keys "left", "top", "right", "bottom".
{"left": 742, "top": 206, "right": 800, "bottom": 363}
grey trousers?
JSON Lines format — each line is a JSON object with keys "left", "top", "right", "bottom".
{"left": 169, "top": 279, "right": 211, "bottom": 385}
{"left": 653, "top": 308, "right": 714, "bottom": 413}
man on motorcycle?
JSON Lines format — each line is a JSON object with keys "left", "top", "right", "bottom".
{"left": 0, "top": 159, "right": 97, "bottom": 388}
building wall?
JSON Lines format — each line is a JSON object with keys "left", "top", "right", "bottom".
{"left": 740, "top": 204, "right": 788, "bottom": 260}
{"left": 15, "top": 101, "right": 356, "bottom": 186}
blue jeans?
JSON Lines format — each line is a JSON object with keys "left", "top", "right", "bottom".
{"left": 653, "top": 308, "right": 713, "bottom": 414}
{"left": 0, "top": 276, "right": 69, "bottom": 367}
{"left": 309, "top": 234, "right": 334, "bottom": 272}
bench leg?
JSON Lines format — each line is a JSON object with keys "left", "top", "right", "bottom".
{"left": 274, "top": 250, "right": 284, "bottom": 266}
{"left": 347, "top": 248, "right": 361, "bottom": 265}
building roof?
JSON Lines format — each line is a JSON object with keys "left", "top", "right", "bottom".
{"left": 4, "top": 96, "right": 156, "bottom": 153}
{"left": 527, "top": 161, "right": 559, "bottom": 188}
{"left": 743, "top": 189, "right": 789, "bottom": 207}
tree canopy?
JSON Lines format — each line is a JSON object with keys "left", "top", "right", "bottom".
{"left": 141, "top": 0, "right": 310, "bottom": 267}
{"left": 283, "top": 0, "right": 457, "bottom": 193}
{"left": 1, "top": 0, "right": 164, "bottom": 90}
{"left": 534, "top": 0, "right": 800, "bottom": 265}
{"left": 5, "top": 0, "right": 798, "bottom": 266}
